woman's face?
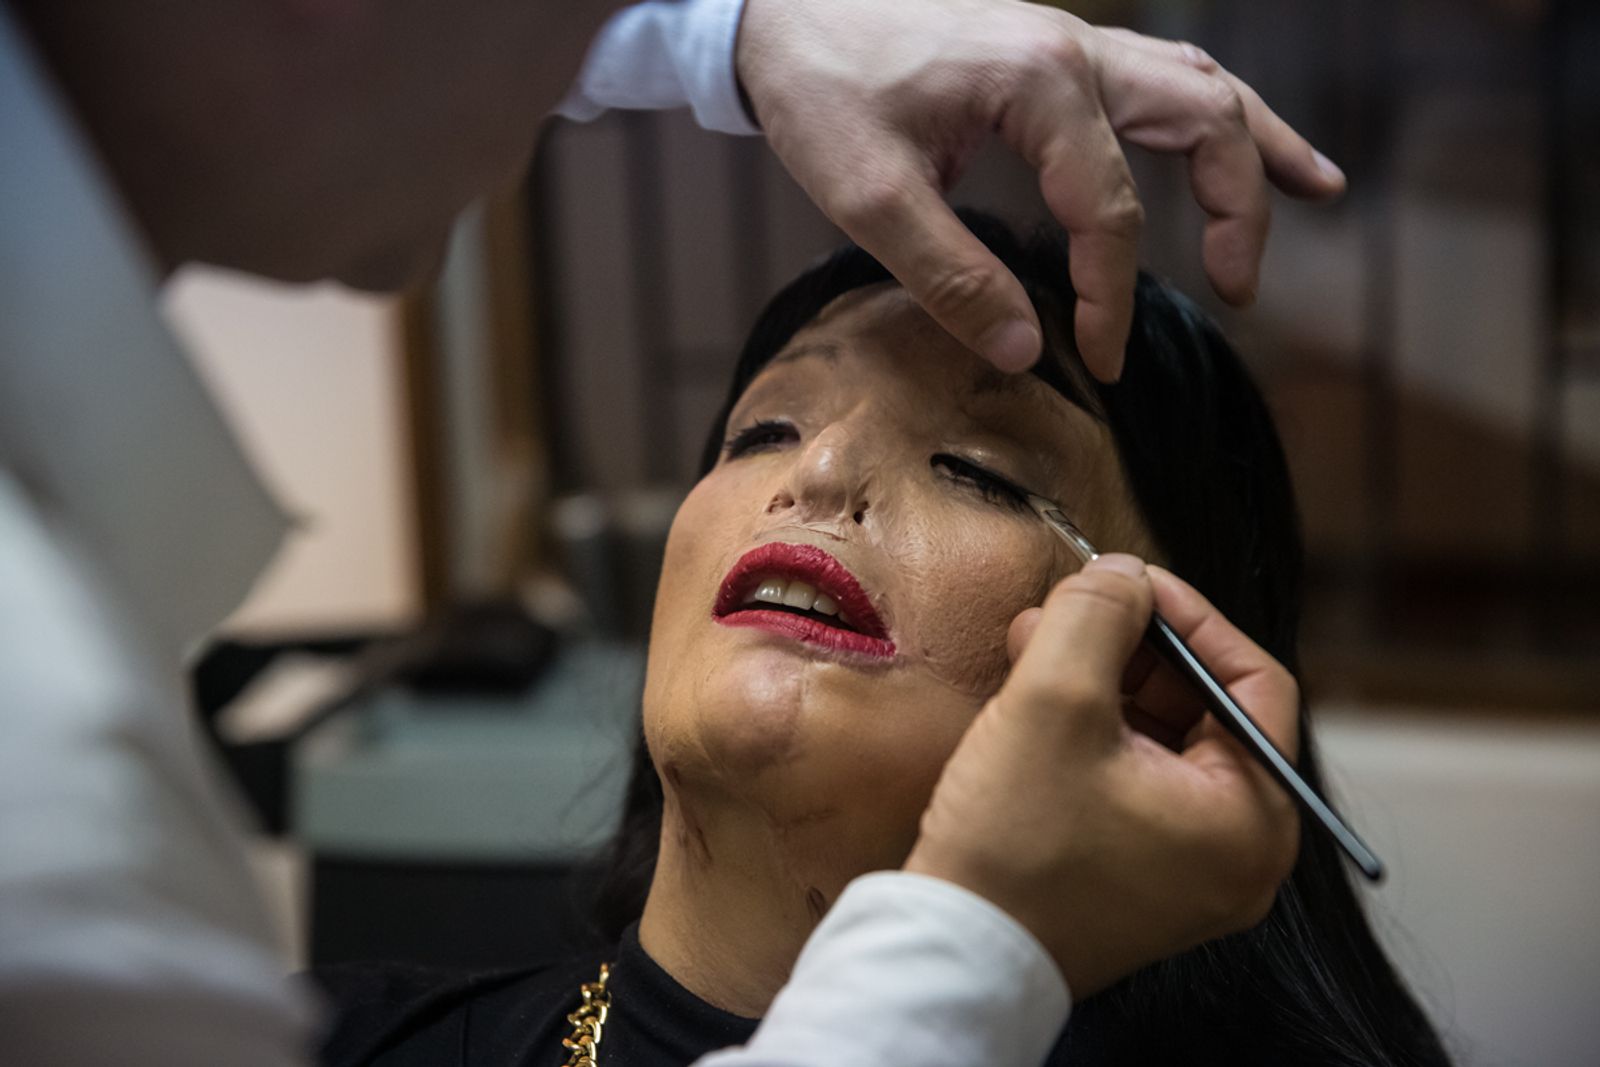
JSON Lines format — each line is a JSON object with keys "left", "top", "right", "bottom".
{"left": 643, "top": 285, "right": 1153, "bottom": 876}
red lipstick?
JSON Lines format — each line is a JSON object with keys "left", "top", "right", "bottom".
{"left": 713, "top": 542, "right": 895, "bottom": 659}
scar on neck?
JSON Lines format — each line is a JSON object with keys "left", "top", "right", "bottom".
{"left": 805, "top": 886, "right": 827, "bottom": 922}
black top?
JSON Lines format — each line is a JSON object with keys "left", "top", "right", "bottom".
{"left": 314, "top": 924, "right": 760, "bottom": 1067}
{"left": 312, "top": 923, "right": 1123, "bottom": 1066}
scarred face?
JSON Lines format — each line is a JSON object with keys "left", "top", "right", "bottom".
{"left": 642, "top": 285, "right": 1154, "bottom": 879}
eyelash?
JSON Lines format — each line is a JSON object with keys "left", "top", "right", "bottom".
{"left": 722, "top": 421, "right": 1029, "bottom": 512}
{"left": 723, "top": 419, "right": 798, "bottom": 458}
{"left": 931, "top": 454, "right": 1030, "bottom": 511}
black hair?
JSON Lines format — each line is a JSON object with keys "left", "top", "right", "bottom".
{"left": 591, "top": 211, "right": 1451, "bottom": 1066}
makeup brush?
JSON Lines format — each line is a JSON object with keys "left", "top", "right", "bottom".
{"left": 1026, "top": 494, "right": 1385, "bottom": 883}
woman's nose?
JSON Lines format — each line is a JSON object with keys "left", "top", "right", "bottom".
{"left": 767, "top": 423, "right": 872, "bottom": 526}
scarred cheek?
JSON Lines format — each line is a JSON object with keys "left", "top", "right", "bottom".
{"left": 912, "top": 598, "right": 1023, "bottom": 700}
{"left": 900, "top": 525, "right": 1052, "bottom": 701}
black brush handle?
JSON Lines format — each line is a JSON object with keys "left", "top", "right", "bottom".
{"left": 1146, "top": 613, "right": 1385, "bottom": 883}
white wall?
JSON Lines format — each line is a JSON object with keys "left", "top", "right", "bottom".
{"left": 1320, "top": 708, "right": 1600, "bottom": 1067}
{"left": 162, "top": 268, "right": 419, "bottom": 633}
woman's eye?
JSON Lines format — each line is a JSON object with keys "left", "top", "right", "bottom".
{"left": 723, "top": 419, "right": 798, "bottom": 458}
{"left": 932, "top": 454, "right": 1028, "bottom": 511}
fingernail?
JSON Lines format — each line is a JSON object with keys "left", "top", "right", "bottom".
{"left": 1312, "top": 150, "right": 1345, "bottom": 184}
{"left": 977, "top": 318, "right": 1041, "bottom": 372}
{"left": 1087, "top": 553, "right": 1145, "bottom": 578}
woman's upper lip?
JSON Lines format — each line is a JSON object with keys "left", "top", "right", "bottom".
{"left": 713, "top": 542, "right": 889, "bottom": 638}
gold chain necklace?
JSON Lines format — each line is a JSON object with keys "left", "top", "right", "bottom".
{"left": 562, "top": 962, "right": 615, "bottom": 1066}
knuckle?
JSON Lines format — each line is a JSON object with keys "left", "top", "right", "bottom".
{"left": 1197, "top": 881, "right": 1242, "bottom": 934}
{"left": 1273, "top": 665, "right": 1302, "bottom": 708}
{"left": 1094, "top": 187, "right": 1145, "bottom": 240}
{"left": 1031, "top": 27, "right": 1092, "bottom": 78}
{"left": 1250, "top": 849, "right": 1293, "bottom": 922}
{"left": 1059, "top": 567, "right": 1145, "bottom": 611}
{"left": 1235, "top": 831, "right": 1297, "bottom": 926}
{"left": 1260, "top": 666, "right": 1303, "bottom": 752}
{"left": 1178, "top": 41, "right": 1221, "bottom": 73}
{"left": 828, "top": 176, "right": 912, "bottom": 229}
{"left": 1030, "top": 679, "right": 1110, "bottom": 726}
{"left": 921, "top": 262, "right": 1002, "bottom": 319}
{"left": 1190, "top": 807, "right": 1298, "bottom": 934}
{"left": 1041, "top": 571, "right": 1148, "bottom": 632}
{"left": 1201, "top": 77, "right": 1248, "bottom": 128}
{"left": 1051, "top": 675, "right": 1111, "bottom": 715}
{"left": 1239, "top": 880, "right": 1282, "bottom": 929}
{"left": 1009, "top": 664, "right": 1102, "bottom": 715}
{"left": 1205, "top": 849, "right": 1284, "bottom": 933}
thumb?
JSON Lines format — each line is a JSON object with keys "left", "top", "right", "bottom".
{"left": 827, "top": 160, "right": 1044, "bottom": 372}
{"left": 1006, "top": 606, "right": 1045, "bottom": 664}
{"left": 1007, "top": 554, "right": 1153, "bottom": 735}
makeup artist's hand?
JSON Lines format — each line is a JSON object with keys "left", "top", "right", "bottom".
{"left": 736, "top": 0, "right": 1345, "bottom": 380}
{"left": 904, "top": 554, "right": 1302, "bottom": 997}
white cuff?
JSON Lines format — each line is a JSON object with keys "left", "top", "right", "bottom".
{"left": 697, "top": 871, "right": 1070, "bottom": 1067}
{"left": 558, "top": 0, "right": 759, "bottom": 136}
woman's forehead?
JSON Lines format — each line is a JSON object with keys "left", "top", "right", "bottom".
{"left": 797, "top": 284, "right": 948, "bottom": 353}
{"left": 743, "top": 286, "right": 1094, "bottom": 441}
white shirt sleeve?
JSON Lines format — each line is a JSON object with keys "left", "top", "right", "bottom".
{"left": 0, "top": 472, "right": 316, "bottom": 1067}
{"left": 558, "top": 0, "right": 760, "bottom": 135}
{"left": 695, "top": 871, "right": 1072, "bottom": 1067}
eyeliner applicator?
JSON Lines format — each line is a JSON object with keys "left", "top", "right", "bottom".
{"left": 1026, "top": 494, "right": 1386, "bottom": 883}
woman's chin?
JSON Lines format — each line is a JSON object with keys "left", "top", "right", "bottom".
{"left": 654, "top": 645, "right": 871, "bottom": 782}
{"left": 690, "top": 649, "right": 817, "bottom": 775}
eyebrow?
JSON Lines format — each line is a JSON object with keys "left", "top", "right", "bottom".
{"left": 969, "top": 364, "right": 1037, "bottom": 398}
{"left": 766, "top": 341, "right": 842, "bottom": 369}
{"left": 770, "top": 341, "right": 1031, "bottom": 399}
{"left": 758, "top": 337, "right": 1045, "bottom": 431}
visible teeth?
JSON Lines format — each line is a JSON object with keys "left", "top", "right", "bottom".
{"left": 782, "top": 581, "right": 820, "bottom": 609}
{"left": 741, "top": 576, "right": 837, "bottom": 615}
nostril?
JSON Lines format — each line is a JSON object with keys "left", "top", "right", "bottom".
{"left": 852, "top": 504, "right": 867, "bottom": 525}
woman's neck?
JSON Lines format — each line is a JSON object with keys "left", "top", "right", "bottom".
{"left": 635, "top": 793, "right": 853, "bottom": 1019}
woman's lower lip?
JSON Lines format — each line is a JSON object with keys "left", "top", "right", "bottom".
{"left": 714, "top": 609, "right": 897, "bottom": 659}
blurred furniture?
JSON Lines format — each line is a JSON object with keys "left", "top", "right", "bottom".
{"left": 288, "top": 641, "right": 643, "bottom": 967}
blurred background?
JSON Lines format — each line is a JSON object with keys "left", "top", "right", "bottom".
{"left": 166, "top": 1, "right": 1597, "bottom": 1065}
